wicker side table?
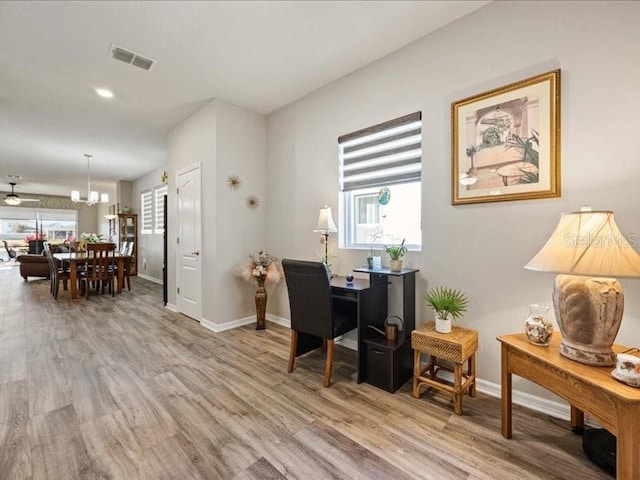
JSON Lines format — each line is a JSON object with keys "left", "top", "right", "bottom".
{"left": 411, "top": 321, "right": 478, "bottom": 415}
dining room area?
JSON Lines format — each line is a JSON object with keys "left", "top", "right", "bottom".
{"left": 44, "top": 240, "right": 135, "bottom": 300}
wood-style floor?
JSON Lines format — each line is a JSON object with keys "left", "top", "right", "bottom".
{"left": 0, "top": 266, "right": 608, "bottom": 479}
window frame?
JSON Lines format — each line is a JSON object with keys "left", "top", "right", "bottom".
{"left": 338, "top": 112, "right": 422, "bottom": 251}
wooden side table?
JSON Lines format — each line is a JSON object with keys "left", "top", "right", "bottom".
{"left": 498, "top": 333, "right": 640, "bottom": 480}
{"left": 411, "top": 322, "right": 478, "bottom": 415}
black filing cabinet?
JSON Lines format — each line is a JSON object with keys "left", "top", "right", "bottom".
{"left": 353, "top": 266, "right": 419, "bottom": 393}
{"left": 362, "top": 337, "right": 413, "bottom": 393}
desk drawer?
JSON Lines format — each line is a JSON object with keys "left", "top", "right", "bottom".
{"left": 362, "top": 340, "right": 412, "bottom": 393}
{"left": 364, "top": 342, "right": 392, "bottom": 391}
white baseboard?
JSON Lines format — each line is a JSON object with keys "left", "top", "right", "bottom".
{"left": 200, "top": 316, "right": 256, "bottom": 333}
{"left": 336, "top": 337, "right": 358, "bottom": 350}
{"left": 265, "top": 313, "right": 290, "bottom": 328}
{"left": 165, "top": 303, "right": 177, "bottom": 312}
{"left": 138, "top": 273, "right": 162, "bottom": 284}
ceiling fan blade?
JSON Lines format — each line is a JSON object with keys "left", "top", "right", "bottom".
{"left": 21, "top": 199, "right": 40, "bottom": 202}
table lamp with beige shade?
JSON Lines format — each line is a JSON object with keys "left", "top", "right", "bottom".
{"left": 525, "top": 207, "right": 640, "bottom": 366}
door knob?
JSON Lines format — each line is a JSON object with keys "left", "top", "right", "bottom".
{"left": 192, "top": 250, "right": 200, "bottom": 256}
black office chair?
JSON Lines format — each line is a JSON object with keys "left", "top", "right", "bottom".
{"left": 3, "top": 240, "right": 17, "bottom": 261}
{"left": 282, "top": 259, "right": 357, "bottom": 387}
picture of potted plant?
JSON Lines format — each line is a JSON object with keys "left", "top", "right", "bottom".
{"left": 385, "top": 239, "right": 407, "bottom": 272}
{"left": 425, "top": 286, "right": 468, "bottom": 333}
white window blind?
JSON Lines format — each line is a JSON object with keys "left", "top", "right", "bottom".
{"left": 339, "top": 111, "right": 422, "bottom": 191}
{"left": 0, "top": 206, "right": 77, "bottom": 222}
{"left": 154, "top": 185, "right": 167, "bottom": 234}
{"left": 141, "top": 190, "right": 153, "bottom": 234}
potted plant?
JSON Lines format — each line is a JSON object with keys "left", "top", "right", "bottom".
{"left": 385, "top": 239, "right": 407, "bottom": 272}
{"left": 425, "top": 286, "right": 468, "bottom": 333}
{"left": 366, "top": 232, "right": 382, "bottom": 269}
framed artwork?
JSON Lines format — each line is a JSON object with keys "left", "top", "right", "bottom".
{"left": 108, "top": 204, "right": 116, "bottom": 216}
{"left": 451, "top": 69, "right": 560, "bottom": 205}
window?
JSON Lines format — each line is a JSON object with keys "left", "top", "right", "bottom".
{"left": 0, "top": 206, "right": 77, "bottom": 246}
{"left": 339, "top": 112, "right": 422, "bottom": 249}
{"left": 154, "top": 185, "right": 167, "bottom": 234}
{"left": 141, "top": 185, "right": 167, "bottom": 235}
{"left": 140, "top": 190, "right": 153, "bottom": 234}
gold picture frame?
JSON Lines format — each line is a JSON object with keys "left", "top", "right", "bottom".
{"left": 452, "top": 69, "right": 561, "bottom": 205}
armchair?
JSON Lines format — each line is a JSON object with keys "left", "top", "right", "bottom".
{"left": 282, "top": 259, "right": 357, "bottom": 387}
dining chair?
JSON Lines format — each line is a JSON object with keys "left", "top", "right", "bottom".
{"left": 282, "top": 259, "right": 358, "bottom": 387}
{"left": 67, "top": 241, "right": 81, "bottom": 253}
{"left": 3, "top": 240, "right": 17, "bottom": 261}
{"left": 43, "top": 242, "right": 70, "bottom": 299}
{"left": 112, "top": 242, "right": 133, "bottom": 291}
{"left": 80, "top": 243, "right": 116, "bottom": 299}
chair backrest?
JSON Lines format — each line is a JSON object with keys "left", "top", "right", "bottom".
{"left": 3, "top": 240, "right": 17, "bottom": 259}
{"left": 42, "top": 242, "right": 57, "bottom": 280}
{"left": 282, "top": 259, "right": 334, "bottom": 339}
{"left": 85, "top": 243, "right": 116, "bottom": 280}
{"left": 87, "top": 242, "right": 116, "bottom": 254}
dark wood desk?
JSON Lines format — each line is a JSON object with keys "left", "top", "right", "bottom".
{"left": 498, "top": 333, "right": 640, "bottom": 480}
{"left": 54, "top": 252, "right": 131, "bottom": 299}
{"left": 329, "top": 276, "right": 387, "bottom": 382}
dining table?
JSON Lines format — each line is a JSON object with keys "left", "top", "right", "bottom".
{"left": 53, "top": 252, "right": 132, "bottom": 299}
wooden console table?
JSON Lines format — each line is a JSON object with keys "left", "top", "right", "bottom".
{"left": 498, "top": 333, "right": 640, "bottom": 480}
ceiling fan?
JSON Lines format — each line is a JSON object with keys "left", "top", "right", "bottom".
{"left": 4, "top": 182, "right": 39, "bottom": 206}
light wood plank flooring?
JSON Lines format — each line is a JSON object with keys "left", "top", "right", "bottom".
{"left": 0, "top": 266, "right": 608, "bottom": 479}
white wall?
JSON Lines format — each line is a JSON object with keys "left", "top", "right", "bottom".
{"left": 167, "top": 98, "right": 267, "bottom": 325}
{"left": 266, "top": 0, "right": 640, "bottom": 397}
{"left": 167, "top": 100, "right": 217, "bottom": 308}
{"left": 133, "top": 168, "right": 166, "bottom": 282}
{"left": 210, "top": 99, "right": 267, "bottom": 326}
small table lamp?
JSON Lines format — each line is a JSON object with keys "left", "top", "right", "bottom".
{"left": 314, "top": 205, "right": 337, "bottom": 267}
{"left": 525, "top": 208, "right": 640, "bottom": 365}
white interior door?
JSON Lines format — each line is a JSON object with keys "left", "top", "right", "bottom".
{"left": 176, "top": 164, "right": 202, "bottom": 321}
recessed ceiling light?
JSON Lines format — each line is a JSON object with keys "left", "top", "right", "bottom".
{"left": 95, "top": 88, "right": 114, "bottom": 98}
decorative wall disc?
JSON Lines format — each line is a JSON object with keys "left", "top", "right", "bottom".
{"left": 245, "top": 195, "right": 259, "bottom": 210}
{"left": 226, "top": 174, "right": 241, "bottom": 190}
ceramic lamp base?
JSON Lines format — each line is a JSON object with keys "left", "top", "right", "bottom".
{"left": 553, "top": 274, "right": 623, "bottom": 366}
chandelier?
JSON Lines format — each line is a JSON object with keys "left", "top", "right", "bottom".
{"left": 71, "top": 154, "right": 109, "bottom": 206}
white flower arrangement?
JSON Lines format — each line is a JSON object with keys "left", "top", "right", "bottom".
{"left": 237, "top": 250, "right": 283, "bottom": 285}
{"left": 80, "top": 232, "right": 104, "bottom": 243}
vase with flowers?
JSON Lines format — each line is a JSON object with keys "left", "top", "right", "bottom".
{"left": 78, "top": 232, "right": 105, "bottom": 251}
{"left": 238, "top": 250, "right": 282, "bottom": 330}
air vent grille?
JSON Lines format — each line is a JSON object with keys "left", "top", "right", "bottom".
{"left": 109, "top": 44, "right": 156, "bottom": 71}
{"left": 132, "top": 55, "right": 154, "bottom": 71}
{"left": 112, "top": 47, "right": 135, "bottom": 64}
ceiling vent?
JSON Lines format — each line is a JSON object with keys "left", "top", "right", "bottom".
{"left": 109, "top": 44, "right": 156, "bottom": 71}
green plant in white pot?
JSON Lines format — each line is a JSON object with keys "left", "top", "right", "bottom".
{"left": 385, "top": 239, "right": 407, "bottom": 272}
{"left": 425, "top": 286, "right": 468, "bottom": 333}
